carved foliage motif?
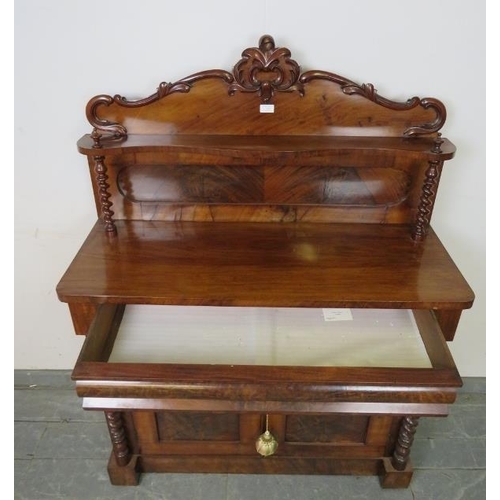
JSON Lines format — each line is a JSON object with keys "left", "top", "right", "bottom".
{"left": 86, "top": 35, "right": 447, "bottom": 143}
{"left": 228, "top": 35, "right": 303, "bottom": 103}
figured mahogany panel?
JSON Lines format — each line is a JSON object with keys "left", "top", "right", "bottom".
{"left": 116, "top": 164, "right": 410, "bottom": 207}
{"left": 87, "top": 151, "right": 428, "bottom": 224}
{"left": 117, "top": 164, "right": 264, "bottom": 204}
{"left": 156, "top": 412, "right": 239, "bottom": 441}
{"left": 285, "top": 415, "right": 369, "bottom": 444}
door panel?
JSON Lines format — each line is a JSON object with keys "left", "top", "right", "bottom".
{"left": 156, "top": 412, "right": 240, "bottom": 441}
{"left": 285, "top": 415, "right": 369, "bottom": 444}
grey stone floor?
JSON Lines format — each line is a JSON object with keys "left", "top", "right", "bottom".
{"left": 15, "top": 371, "right": 486, "bottom": 500}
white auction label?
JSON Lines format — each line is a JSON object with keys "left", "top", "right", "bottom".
{"left": 259, "top": 104, "right": 275, "bottom": 113}
{"left": 322, "top": 308, "right": 353, "bottom": 321}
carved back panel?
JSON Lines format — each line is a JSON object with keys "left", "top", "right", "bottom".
{"left": 79, "top": 35, "right": 453, "bottom": 234}
{"left": 88, "top": 78, "right": 444, "bottom": 138}
{"left": 87, "top": 35, "right": 445, "bottom": 140}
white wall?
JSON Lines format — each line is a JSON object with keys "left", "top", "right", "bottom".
{"left": 14, "top": 0, "right": 485, "bottom": 376}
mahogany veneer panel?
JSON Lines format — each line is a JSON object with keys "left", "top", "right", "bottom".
{"left": 156, "top": 412, "right": 240, "bottom": 441}
{"left": 115, "top": 165, "right": 409, "bottom": 206}
{"left": 57, "top": 220, "right": 474, "bottom": 310}
{"left": 285, "top": 415, "right": 369, "bottom": 443}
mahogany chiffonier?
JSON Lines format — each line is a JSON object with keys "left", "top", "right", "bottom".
{"left": 56, "top": 35, "right": 474, "bottom": 488}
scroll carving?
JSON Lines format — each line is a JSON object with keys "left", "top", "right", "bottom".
{"left": 86, "top": 70, "right": 233, "bottom": 142}
{"left": 392, "top": 416, "right": 420, "bottom": 471}
{"left": 112, "top": 70, "right": 233, "bottom": 108}
{"left": 300, "top": 71, "right": 446, "bottom": 137}
{"left": 105, "top": 411, "right": 131, "bottom": 467}
{"left": 86, "top": 96, "right": 127, "bottom": 142}
{"left": 85, "top": 35, "right": 447, "bottom": 140}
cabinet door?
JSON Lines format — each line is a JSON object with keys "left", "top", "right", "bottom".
{"left": 130, "top": 411, "right": 395, "bottom": 460}
{"left": 132, "top": 412, "right": 260, "bottom": 456}
{"left": 278, "top": 414, "right": 396, "bottom": 459}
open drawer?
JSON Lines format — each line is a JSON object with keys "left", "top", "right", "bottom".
{"left": 73, "top": 304, "right": 461, "bottom": 413}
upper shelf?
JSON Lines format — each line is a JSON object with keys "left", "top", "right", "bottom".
{"left": 77, "top": 134, "right": 456, "bottom": 161}
{"left": 57, "top": 220, "right": 474, "bottom": 311}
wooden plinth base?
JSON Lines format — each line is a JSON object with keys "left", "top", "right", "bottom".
{"left": 107, "top": 453, "right": 140, "bottom": 486}
{"left": 106, "top": 454, "right": 414, "bottom": 489}
{"left": 379, "top": 457, "right": 414, "bottom": 489}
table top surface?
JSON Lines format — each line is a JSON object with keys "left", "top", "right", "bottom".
{"left": 57, "top": 220, "right": 474, "bottom": 309}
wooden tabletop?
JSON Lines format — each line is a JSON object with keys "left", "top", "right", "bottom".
{"left": 57, "top": 220, "right": 474, "bottom": 309}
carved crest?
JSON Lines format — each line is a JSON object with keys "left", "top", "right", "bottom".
{"left": 86, "top": 35, "right": 447, "bottom": 144}
{"left": 228, "top": 35, "right": 304, "bottom": 103}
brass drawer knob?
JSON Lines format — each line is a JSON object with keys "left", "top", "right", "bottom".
{"left": 255, "top": 414, "right": 278, "bottom": 457}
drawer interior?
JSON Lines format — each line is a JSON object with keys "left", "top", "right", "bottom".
{"left": 108, "top": 306, "right": 431, "bottom": 368}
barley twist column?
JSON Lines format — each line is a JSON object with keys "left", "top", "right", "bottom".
{"left": 105, "top": 411, "right": 131, "bottom": 466}
{"left": 391, "top": 416, "right": 420, "bottom": 471}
